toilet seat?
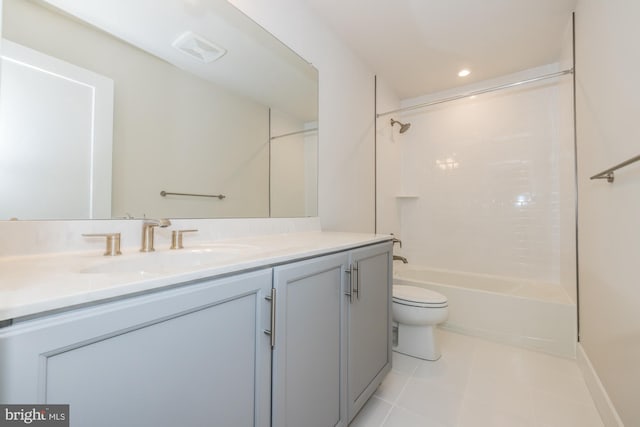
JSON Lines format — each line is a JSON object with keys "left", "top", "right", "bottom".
{"left": 393, "top": 285, "right": 448, "bottom": 308}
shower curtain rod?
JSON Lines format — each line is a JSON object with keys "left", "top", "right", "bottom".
{"left": 377, "top": 68, "right": 574, "bottom": 118}
{"left": 270, "top": 128, "right": 318, "bottom": 141}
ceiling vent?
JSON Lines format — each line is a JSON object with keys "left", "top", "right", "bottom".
{"left": 172, "top": 31, "right": 226, "bottom": 63}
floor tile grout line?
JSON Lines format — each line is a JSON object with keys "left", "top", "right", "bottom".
{"left": 392, "top": 355, "right": 418, "bottom": 405}
{"left": 377, "top": 352, "right": 422, "bottom": 426}
{"left": 377, "top": 403, "right": 393, "bottom": 427}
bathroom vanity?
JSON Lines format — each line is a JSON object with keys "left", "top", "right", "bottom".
{"left": 0, "top": 232, "right": 392, "bottom": 427}
{"left": 273, "top": 243, "right": 392, "bottom": 426}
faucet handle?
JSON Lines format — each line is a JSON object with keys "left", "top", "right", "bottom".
{"left": 83, "top": 233, "right": 122, "bottom": 256}
{"left": 170, "top": 229, "right": 198, "bottom": 250}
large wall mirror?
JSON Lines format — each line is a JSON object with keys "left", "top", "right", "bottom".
{"left": 0, "top": 0, "right": 318, "bottom": 220}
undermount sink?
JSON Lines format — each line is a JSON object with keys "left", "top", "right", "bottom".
{"left": 80, "top": 243, "right": 260, "bottom": 275}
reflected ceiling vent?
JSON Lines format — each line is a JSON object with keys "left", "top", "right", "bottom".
{"left": 172, "top": 31, "right": 226, "bottom": 63}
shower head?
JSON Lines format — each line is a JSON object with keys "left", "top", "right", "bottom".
{"left": 390, "top": 118, "right": 411, "bottom": 134}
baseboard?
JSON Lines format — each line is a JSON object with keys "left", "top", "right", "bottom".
{"left": 439, "top": 323, "right": 576, "bottom": 359}
{"left": 576, "top": 343, "right": 624, "bottom": 427}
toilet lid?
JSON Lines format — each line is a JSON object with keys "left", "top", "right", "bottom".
{"left": 393, "top": 285, "right": 448, "bottom": 307}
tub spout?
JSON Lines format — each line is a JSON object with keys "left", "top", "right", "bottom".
{"left": 393, "top": 255, "right": 408, "bottom": 264}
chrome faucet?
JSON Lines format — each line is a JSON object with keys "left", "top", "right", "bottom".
{"left": 140, "top": 218, "right": 171, "bottom": 252}
{"left": 393, "top": 255, "right": 409, "bottom": 264}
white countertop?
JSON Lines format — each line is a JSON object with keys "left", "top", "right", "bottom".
{"left": 0, "top": 231, "right": 391, "bottom": 322}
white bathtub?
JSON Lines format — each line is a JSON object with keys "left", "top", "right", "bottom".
{"left": 393, "top": 265, "right": 577, "bottom": 358}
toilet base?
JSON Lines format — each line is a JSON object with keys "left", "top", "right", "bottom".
{"left": 393, "top": 323, "right": 441, "bottom": 361}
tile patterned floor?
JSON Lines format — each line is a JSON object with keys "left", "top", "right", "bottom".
{"left": 350, "top": 329, "right": 604, "bottom": 427}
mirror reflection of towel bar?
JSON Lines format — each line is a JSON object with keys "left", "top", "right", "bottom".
{"left": 160, "top": 191, "right": 226, "bottom": 200}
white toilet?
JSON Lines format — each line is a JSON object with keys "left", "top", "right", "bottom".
{"left": 392, "top": 285, "right": 449, "bottom": 361}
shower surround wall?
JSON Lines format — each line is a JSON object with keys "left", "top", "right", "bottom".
{"left": 389, "top": 65, "right": 576, "bottom": 292}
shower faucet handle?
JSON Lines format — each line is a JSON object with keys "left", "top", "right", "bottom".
{"left": 390, "top": 233, "right": 402, "bottom": 248}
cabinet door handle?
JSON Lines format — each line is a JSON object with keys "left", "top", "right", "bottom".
{"left": 263, "top": 288, "right": 276, "bottom": 348}
{"left": 344, "top": 266, "right": 354, "bottom": 304}
{"left": 353, "top": 263, "right": 360, "bottom": 300}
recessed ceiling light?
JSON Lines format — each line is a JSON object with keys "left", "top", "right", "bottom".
{"left": 458, "top": 69, "right": 471, "bottom": 77}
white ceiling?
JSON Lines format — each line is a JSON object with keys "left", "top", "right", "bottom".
{"left": 301, "top": 0, "right": 577, "bottom": 99}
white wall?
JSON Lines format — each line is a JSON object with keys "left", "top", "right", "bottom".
{"left": 383, "top": 65, "right": 576, "bottom": 287}
{"left": 375, "top": 76, "right": 402, "bottom": 236}
{"left": 229, "top": 0, "right": 376, "bottom": 232}
{"left": 575, "top": 0, "right": 640, "bottom": 424}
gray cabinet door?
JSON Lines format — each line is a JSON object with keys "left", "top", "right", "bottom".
{"left": 0, "top": 270, "right": 272, "bottom": 427}
{"left": 347, "top": 242, "right": 392, "bottom": 421}
{"left": 272, "top": 253, "right": 349, "bottom": 427}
